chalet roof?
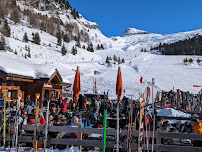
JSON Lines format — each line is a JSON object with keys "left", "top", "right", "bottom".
{"left": 0, "top": 52, "right": 71, "bottom": 86}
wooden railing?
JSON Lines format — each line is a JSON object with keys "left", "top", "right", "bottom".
{"left": 7, "top": 125, "right": 202, "bottom": 151}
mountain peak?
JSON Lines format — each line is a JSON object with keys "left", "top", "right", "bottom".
{"left": 121, "top": 28, "right": 149, "bottom": 37}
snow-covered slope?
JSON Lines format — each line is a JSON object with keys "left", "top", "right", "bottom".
{"left": 0, "top": 0, "right": 202, "bottom": 99}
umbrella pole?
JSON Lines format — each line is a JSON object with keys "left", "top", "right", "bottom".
{"left": 116, "top": 100, "right": 119, "bottom": 152}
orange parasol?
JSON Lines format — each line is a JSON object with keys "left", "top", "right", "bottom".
{"left": 73, "top": 66, "right": 81, "bottom": 101}
{"left": 116, "top": 67, "right": 123, "bottom": 103}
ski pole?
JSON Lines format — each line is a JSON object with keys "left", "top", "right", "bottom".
{"left": 44, "top": 100, "right": 50, "bottom": 152}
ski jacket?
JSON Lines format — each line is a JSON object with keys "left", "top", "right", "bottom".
{"left": 193, "top": 122, "right": 202, "bottom": 134}
{"left": 60, "top": 101, "right": 68, "bottom": 113}
{"left": 39, "top": 117, "right": 46, "bottom": 125}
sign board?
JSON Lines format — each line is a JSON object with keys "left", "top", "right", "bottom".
{"left": 193, "top": 85, "right": 201, "bottom": 87}
{"left": 44, "top": 83, "right": 52, "bottom": 89}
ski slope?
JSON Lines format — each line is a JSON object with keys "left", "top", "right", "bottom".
{"left": 1, "top": 0, "right": 202, "bottom": 99}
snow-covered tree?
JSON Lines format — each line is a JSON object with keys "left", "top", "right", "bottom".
{"left": 23, "top": 32, "right": 28, "bottom": 42}
{"left": 61, "top": 44, "right": 67, "bottom": 56}
{"left": 57, "top": 31, "right": 62, "bottom": 46}
{"left": 71, "top": 46, "right": 77, "bottom": 55}
{"left": 197, "top": 58, "right": 200, "bottom": 64}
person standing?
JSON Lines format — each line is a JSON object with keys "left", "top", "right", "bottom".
{"left": 24, "top": 95, "right": 31, "bottom": 108}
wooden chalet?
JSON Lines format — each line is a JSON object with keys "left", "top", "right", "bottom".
{"left": 0, "top": 69, "right": 71, "bottom": 107}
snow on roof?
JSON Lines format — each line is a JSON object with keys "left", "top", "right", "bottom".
{"left": 0, "top": 52, "right": 56, "bottom": 79}
{"left": 121, "top": 28, "right": 149, "bottom": 37}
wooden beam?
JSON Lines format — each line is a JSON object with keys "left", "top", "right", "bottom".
{"left": 6, "top": 77, "right": 33, "bottom": 82}
{"left": 48, "top": 126, "right": 116, "bottom": 136}
{"left": 10, "top": 125, "right": 116, "bottom": 136}
{"left": 49, "top": 138, "right": 114, "bottom": 148}
{"left": 158, "top": 132, "right": 202, "bottom": 140}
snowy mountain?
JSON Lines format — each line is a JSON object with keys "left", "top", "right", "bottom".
{"left": 0, "top": 0, "right": 201, "bottom": 99}
{"left": 121, "top": 28, "right": 149, "bottom": 37}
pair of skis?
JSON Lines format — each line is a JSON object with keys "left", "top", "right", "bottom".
{"left": 34, "top": 93, "right": 40, "bottom": 152}
{"left": 126, "top": 99, "right": 133, "bottom": 152}
{"left": 138, "top": 95, "right": 146, "bottom": 152}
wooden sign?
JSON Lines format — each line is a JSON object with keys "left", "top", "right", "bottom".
{"left": 44, "top": 83, "right": 52, "bottom": 89}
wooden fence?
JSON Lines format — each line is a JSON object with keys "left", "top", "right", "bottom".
{"left": 6, "top": 125, "right": 202, "bottom": 151}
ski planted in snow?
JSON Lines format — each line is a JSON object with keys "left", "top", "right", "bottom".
{"left": 102, "top": 91, "right": 107, "bottom": 152}
{"left": 34, "top": 93, "right": 40, "bottom": 152}
{"left": 138, "top": 94, "right": 145, "bottom": 152}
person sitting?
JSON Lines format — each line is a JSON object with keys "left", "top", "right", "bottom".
{"left": 156, "top": 116, "right": 164, "bottom": 132}
{"left": 191, "top": 118, "right": 202, "bottom": 134}
{"left": 19, "top": 110, "right": 28, "bottom": 126}
{"left": 191, "top": 118, "right": 202, "bottom": 147}
{"left": 38, "top": 113, "right": 46, "bottom": 126}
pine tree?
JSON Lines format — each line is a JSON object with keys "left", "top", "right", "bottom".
{"left": 74, "top": 36, "right": 77, "bottom": 41}
{"left": 57, "top": 31, "right": 62, "bottom": 46}
{"left": 121, "top": 58, "right": 125, "bottom": 63}
{"left": 71, "top": 46, "right": 77, "bottom": 55}
{"left": 3, "top": 19, "right": 11, "bottom": 37}
{"left": 183, "top": 58, "right": 188, "bottom": 63}
{"left": 76, "top": 11, "right": 79, "bottom": 18}
{"left": 65, "top": 1, "right": 71, "bottom": 9}
{"left": 75, "top": 35, "right": 81, "bottom": 48}
{"left": 28, "top": 49, "right": 31, "bottom": 58}
{"left": 25, "top": 45, "right": 28, "bottom": 51}
{"left": 87, "top": 42, "right": 94, "bottom": 52}
{"left": 113, "top": 55, "right": 117, "bottom": 63}
{"left": 32, "top": 32, "right": 40, "bottom": 45}
{"left": 23, "top": 32, "right": 28, "bottom": 42}
{"left": 82, "top": 45, "right": 85, "bottom": 49}
{"left": 63, "top": 34, "right": 69, "bottom": 43}
{"left": 61, "top": 44, "right": 67, "bottom": 56}
{"left": 96, "top": 44, "right": 100, "bottom": 50}
{"left": 105, "top": 56, "right": 110, "bottom": 65}
{"left": 189, "top": 58, "right": 193, "bottom": 63}
{"left": 100, "top": 44, "right": 104, "bottom": 50}
{"left": 118, "top": 57, "right": 121, "bottom": 64}
{"left": 197, "top": 58, "right": 200, "bottom": 64}
{"left": 27, "top": 45, "right": 31, "bottom": 58}
{"left": 71, "top": 8, "right": 76, "bottom": 19}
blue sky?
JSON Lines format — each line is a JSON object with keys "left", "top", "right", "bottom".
{"left": 68, "top": 0, "right": 202, "bottom": 37}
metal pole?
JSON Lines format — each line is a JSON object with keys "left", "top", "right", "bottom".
{"left": 138, "top": 93, "right": 142, "bottom": 152}
{"left": 44, "top": 100, "right": 50, "bottom": 152}
{"left": 116, "top": 101, "right": 119, "bottom": 152}
{"left": 152, "top": 78, "right": 155, "bottom": 152}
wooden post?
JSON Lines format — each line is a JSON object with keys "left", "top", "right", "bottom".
{"left": 77, "top": 124, "right": 83, "bottom": 152}
{"left": 156, "top": 132, "right": 161, "bottom": 152}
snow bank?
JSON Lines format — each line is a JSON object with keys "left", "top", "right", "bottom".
{"left": 157, "top": 108, "right": 191, "bottom": 118}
